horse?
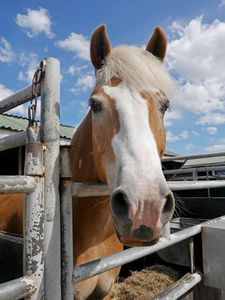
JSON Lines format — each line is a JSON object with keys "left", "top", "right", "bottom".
{"left": 0, "top": 24, "right": 177, "bottom": 299}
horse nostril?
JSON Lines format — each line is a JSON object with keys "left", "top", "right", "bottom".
{"left": 162, "top": 191, "right": 175, "bottom": 223}
{"left": 110, "top": 190, "right": 130, "bottom": 222}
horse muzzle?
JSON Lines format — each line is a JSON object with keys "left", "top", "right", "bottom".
{"left": 110, "top": 185, "right": 174, "bottom": 247}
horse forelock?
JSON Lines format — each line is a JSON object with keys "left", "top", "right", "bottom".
{"left": 95, "top": 45, "right": 177, "bottom": 101}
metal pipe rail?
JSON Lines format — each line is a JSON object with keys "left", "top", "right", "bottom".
{"left": 0, "top": 84, "right": 41, "bottom": 114}
{"left": 72, "top": 215, "right": 225, "bottom": 284}
{"left": 162, "top": 151, "right": 225, "bottom": 162}
{"left": 72, "top": 180, "right": 225, "bottom": 198}
{"left": 168, "top": 180, "right": 225, "bottom": 191}
{"left": 152, "top": 272, "right": 203, "bottom": 300}
{"left": 72, "top": 182, "right": 112, "bottom": 197}
{"left": 0, "top": 276, "right": 37, "bottom": 300}
{"left": 163, "top": 165, "right": 225, "bottom": 176}
{"left": 0, "top": 130, "right": 27, "bottom": 151}
{"left": 0, "top": 176, "right": 38, "bottom": 194}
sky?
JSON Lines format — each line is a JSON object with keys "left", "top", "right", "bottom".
{"left": 0, "top": 0, "right": 225, "bottom": 155}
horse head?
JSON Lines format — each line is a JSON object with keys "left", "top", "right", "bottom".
{"left": 88, "top": 25, "right": 176, "bottom": 247}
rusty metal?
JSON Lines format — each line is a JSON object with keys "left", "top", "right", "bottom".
{"left": 0, "top": 276, "right": 37, "bottom": 300}
{"left": 23, "top": 178, "right": 44, "bottom": 300}
{"left": 40, "top": 57, "right": 61, "bottom": 299}
{"left": 24, "top": 124, "right": 45, "bottom": 300}
{"left": 25, "top": 127, "right": 44, "bottom": 176}
{"left": 29, "top": 59, "right": 46, "bottom": 127}
{"left": 0, "top": 57, "right": 61, "bottom": 299}
{"left": 0, "top": 176, "right": 37, "bottom": 194}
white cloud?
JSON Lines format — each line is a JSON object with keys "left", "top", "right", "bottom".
{"left": 166, "top": 131, "right": 180, "bottom": 143}
{"left": 69, "top": 74, "right": 95, "bottom": 94}
{"left": 197, "top": 113, "right": 225, "bottom": 125}
{"left": 205, "top": 144, "right": 225, "bottom": 152}
{"left": 0, "top": 84, "right": 13, "bottom": 100}
{"left": 15, "top": 7, "right": 55, "bottom": 38}
{"left": 18, "top": 53, "right": 39, "bottom": 83}
{"left": 185, "top": 143, "right": 195, "bottom": 150}
{"left": 192, "top": 130, "right": 200, "bottom": 136}
{"left": 180, "top": 131, "right": 188, "bottom": 139}
{"left": 56, "top": 33, "right": 90, "bottom": 60}
{"left": 0, "top": 37, "right": 15, "bottom": 63}
{"left": 67, "top": 65, "right": 88, "bottom": 76}
{"left": 219, "top": 0, "right": 225, "bottom": 9}
{"left": 207, "top": 127, "right": 218, "bottom": 135}
{"left": 167, "top": 16, "right": 225, "bottom": 125}
{"left": 166, "top": 130, "right": 191, "bottom": 143}
{"left": 164, "top": 109, "right": 182, "bottom": 127}
{"left": 78, "top": 101, "right": 89, "bottom": 116}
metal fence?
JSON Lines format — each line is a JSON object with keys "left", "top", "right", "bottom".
{"left": 0, "top": 57, "right": 225, "bottom": 299}
{"left": 0, "top": 57, "right": 61, "bottom": 300}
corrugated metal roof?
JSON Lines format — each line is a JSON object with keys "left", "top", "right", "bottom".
{"left": 0, "top": 114, "right": 74, "bottom": 139}
{"left": 182, "top": 156, "right": 225, "bottom": 168}
{"left": 163, "top": 150, "right": 181, "bottom": 157}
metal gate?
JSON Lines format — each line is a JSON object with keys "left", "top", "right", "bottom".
{"left": 0, "top": 57, "right": 225, "bottom": 300}
{"left": 0, "top": 57, "right": 61, "bottom": 299}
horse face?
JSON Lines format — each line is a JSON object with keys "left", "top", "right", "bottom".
{"left": 90, "top": 25, "right": 175, "bottom": 247}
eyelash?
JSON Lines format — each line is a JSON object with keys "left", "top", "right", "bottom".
{"left": 89, "top": 99, "right": 102, "bottom": 112}
{"left": 160, "top": 100, "right": 170, "bottom": 115}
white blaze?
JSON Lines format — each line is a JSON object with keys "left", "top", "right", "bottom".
{"left": 103, "top": 82, "right": 162, "bottom": 192}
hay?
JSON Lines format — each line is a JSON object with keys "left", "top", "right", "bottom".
{"left": 111, "top": 265, "right": 180, "bottom": 299}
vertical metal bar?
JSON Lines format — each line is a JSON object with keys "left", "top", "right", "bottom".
{"left": 60, "top": 146, "right": 74, "bottom": 300}
{"left": 189, "top": 237, "right": 195, "bottom": 274}
{"left": 40, "top": 57, "right": 61, "bottom": 299}
{"left": 24, "top": 126, "right": 44, "bottom": 300}
{"left": 206, "top": 170, "right": 211, "bottom": 198}
{"left": 18, "top": 146, "right": 23, "bottom": 175}
{"left": 24, "top": 178, "right": 44, "bottom": 300}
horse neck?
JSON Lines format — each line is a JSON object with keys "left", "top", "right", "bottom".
{"left": 71, "top": 111, "right": 119, "bottom": 260}
{"left": 71, "top": 110, "right": 99, "bottom": 183}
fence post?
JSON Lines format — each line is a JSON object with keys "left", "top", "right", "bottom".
{"left": 60, "top": 146, "right": 74, "bottom": 300}
{"left": 24, "top": 126, "right": 44, "bottom": 300}
{"left": 40, "top": 57, "right": 61, "bottom": 299}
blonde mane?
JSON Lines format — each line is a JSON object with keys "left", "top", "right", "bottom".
{"left": 95, "top": 45, "right": 177, "bottom": 100}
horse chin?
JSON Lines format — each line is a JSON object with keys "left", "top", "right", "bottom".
{"left": 117, "top": 233, "right": 160, "bottom": 247}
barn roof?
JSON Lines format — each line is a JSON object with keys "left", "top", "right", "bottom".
{"left": 182, "top": 156, "right": 225, "bottom": 168}
{"left": 0, "top": 113, "right": 74, "bottom": 140}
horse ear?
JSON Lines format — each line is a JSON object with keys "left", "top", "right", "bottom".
{"left": 90, "top": 24, "right": 111, "bottom": 70}
{"left": 146, "top": 26, "right": 167, "bottom": 61}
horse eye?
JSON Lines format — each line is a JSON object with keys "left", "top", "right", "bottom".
{"left": 160, "top": 100, "right": 170, "bottom": 115}
{"left": 89, "top": 100, "right": 102, "bottom": 112}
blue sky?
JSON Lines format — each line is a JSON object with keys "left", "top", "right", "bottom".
{"left": 0, "top": 0, "right": 225, "bottom": 155}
